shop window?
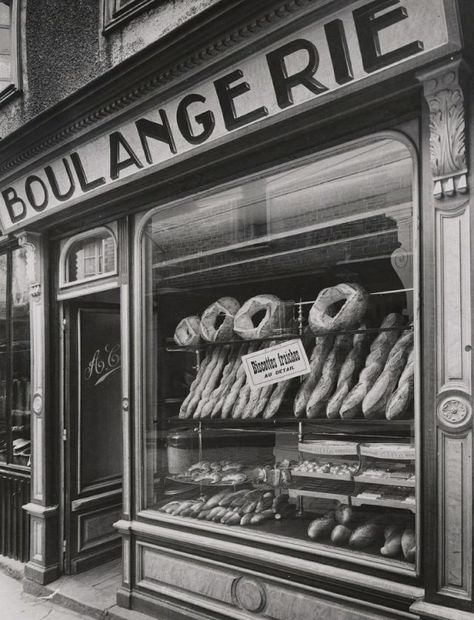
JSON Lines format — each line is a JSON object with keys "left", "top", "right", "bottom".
{"left": 0, "top": 0, "right": 20, "bottom": 103}
{"left": 0, "top": 245, "right": 31, "bottom": 468}
{"left": 60, "top": 227, "right": 118, "bottom": 288}
{"left": 139, "top": 134, "right": 419, "bottom": 574}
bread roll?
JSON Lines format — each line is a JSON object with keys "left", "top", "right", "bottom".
{"left": 309, "top": 283, "right": 368, "bottom": 334}
{"left": 200, "top": 297, "right": 241, "bottom": 342}
{"left": 380, "top": 527, "right": 403, "bottom": 557}
{"left": 306, "top": 334, "right": 352, "bottom": 419}
{"left": 401, "top": 527, "right": 416, "bottom": 562}
{"left": 349, "top": 523, "right": 383, "bottom": 549}
{"left": 331, "top": 524, "right": 352, "bottom": 545}
{"left": 307, "top": 513, "right": 336, "bottom": 540}
{"left": 174, "top": 316, "right": 201, "bottom": 347}
{"left": 326, "top": 329, "right": 369, "bottom": 419}
{"left": 363, "top": 331, "right": 413, "bottom": 419}
{"left": 234, "top": 294, "right": 287, "bottom": 340}
{"left": 293, "top": 335, "right": 333, "bottom": 417}
{"left": 340, "top": 313, "right": 404, "bottom": 419}
{"left": 232, "top": 384, "right": 251, "bottom": 419}
{"left": 386, "top": 348, "right": 415, "bottom": 420}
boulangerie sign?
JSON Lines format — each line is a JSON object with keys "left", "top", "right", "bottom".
{"left": 0, "top": 0, "right": 452, "bottom": 232}
{"left": 242, "top": 339, "right": 310, "bottom": 389}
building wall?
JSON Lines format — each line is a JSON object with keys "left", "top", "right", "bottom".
{"left": 0, "top": 0, "right": 221, "bottom": 139}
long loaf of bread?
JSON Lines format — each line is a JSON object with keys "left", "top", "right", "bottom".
{"left": 306, "top": 334, "right": 352, "bottom": 419}
{"left": 263, "top": 378, "right": 292, "bottom": 419}
{"left": 179, "top": 347, "right": 214, "bottom": 418}
{"left": 193, "top": 346, "right": 230, "bottom": 418}
{"left": 339, "top": 313, "right": 404, "bottom": 419}
{"left": 209, "top": 344, "right": 247, "bottom": 418}
{"left": 326, "top": 329, "right": 369, "bottom": 419}
{"left": 186, "top": 346, "right": 223, "bottom": 418}
{"left": 386, "top": 347, "right": 415, "bottom": 420}
{"left": 246, "top": 385, "right": 275, "bottom": 419}
{"left": 363, "top": 331, "right": 413, "bottom": 419}
{"left": 200, "top": 345, "right": 241, "bottom": 418}
{"left": 221, "top": 342, "right": 259, "bottom": 418}
{"left": 293, "top": 335, "right": 333, "bottom": 418}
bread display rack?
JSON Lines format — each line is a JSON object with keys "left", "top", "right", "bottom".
{"left": 288, "top": 440, "right": 416, "bottom": 514}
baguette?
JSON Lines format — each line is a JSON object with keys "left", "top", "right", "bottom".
{"left": 306, "top": 334, "right": 352, "bottom": 419}
{"left": 362, "top": 331, "right": 413, "bottom": 419}
{"left": 193, "top": 346, "right": 230, "bottom": 418}
{"left": 210, "top": 344, "right": 248, "bottom": 418}
{"left": 200, "top": 346, "right": 240, "bottom": 418}
{"left": 179, "top": 347, "right": 212, "bottom": 418}
{"left": 232, "top": 383, "right": 251, "bottom": 419}
{"left": 326, "top": 329, "right": 369, "bottom": 419}
{"left": 340, "top": 313, "right": 404, "bottom": 419}
{"left": 293, "top": 335, "right": 333, "bottom": 417}
{"left": 221, "top": 342, "right": 258, "bottom": 418}
{"left": 386, "top": 348, "right": 415, "bottom": 420}
{"left": 185, "top": 346, "right": 222, "bottom": 418}
{"left": 263, "top": 378, "right": 292, "bottom": 419}
{"left": 241, "top": 340, "right": 278, "bottom": 419}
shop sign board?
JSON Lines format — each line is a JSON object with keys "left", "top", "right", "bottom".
{"left": 241, "top": 339, "right": 310, "bottom": 388}
{"left": 0, "top": 0, "right": 452, "bottom": 232}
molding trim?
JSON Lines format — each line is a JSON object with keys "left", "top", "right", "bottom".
{"left": 418, "top": 59, "right": 469, "bottom": 199}
{"left": 22, "top": 502, "right": 58, "bottom": 518}
{"left": 15, "top": 231, "right": 42, "bottom": 298}
{"left": 0, "top": 0, "right": 313, "bottom": 176}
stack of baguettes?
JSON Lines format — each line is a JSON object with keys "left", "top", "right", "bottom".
{"left": 178, "top": 339, "right": 295, "bottom": 420}
{"left": 293, "top": 312, "right": 414, "bottom": 420}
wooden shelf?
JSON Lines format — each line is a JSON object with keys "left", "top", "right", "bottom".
{"left": 289, "top": 480, "right": 354, "bottom": 502}
{"left": 351, "top": 496, "right": 416, "bottom": 513}
{"left": 354, "top": 474, "right": 415, "bottom": 488}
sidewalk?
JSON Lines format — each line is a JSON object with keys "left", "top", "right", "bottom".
{"left": 0, "top": 568, "right": 87, "bottom": 619}
{"left": 0, "top": 558, "right": 152, "bottom": 620}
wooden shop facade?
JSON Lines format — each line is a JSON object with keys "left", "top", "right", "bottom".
{"left": 0, "top": 1, "right": 473, "bottom": 618}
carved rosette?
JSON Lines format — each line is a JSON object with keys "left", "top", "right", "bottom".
{"left": 231, "top": 576, "right": 267, "bottom": 614}
{"left": 15, "top": 232, "right": 42, "bottom": 299}
{"left": 419, "top": 61, "right": 469, "bottom": 199}
{"left": 437, "top": 396, "right": 472, "bottom": 430}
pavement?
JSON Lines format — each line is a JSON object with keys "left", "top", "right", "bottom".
{"left": 0, "top": 557, "right": 152, "bottom": 620}
{"left": 0, "top": 568, "right": 87, "bottom": 619}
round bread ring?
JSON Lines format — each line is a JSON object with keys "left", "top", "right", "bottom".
{"left": 309, "top": 283, "right": 368, "bottom": 334}
{"left": 233, "top": 294, "right": 284, "bottom": 340}
{"left": 174, "top": 315, "right": 201, "bottom": 346}
{"left": 199, "top": 297, "right": 241, "bottom": 342}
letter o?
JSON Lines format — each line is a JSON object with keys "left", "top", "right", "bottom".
{"left": 25, "top": 175, "right": 49, "bottom": 212}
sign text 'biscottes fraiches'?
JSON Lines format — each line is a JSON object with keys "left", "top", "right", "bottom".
{"left": 0, "top": 0, "right": 451, "bottom": 231}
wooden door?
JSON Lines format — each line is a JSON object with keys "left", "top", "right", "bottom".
{"left": 64, "top": 302, "right": 122, "bottom": 573}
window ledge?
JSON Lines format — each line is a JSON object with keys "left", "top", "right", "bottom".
{"left": 0, "top": 83, "right": 21, "bottom": 108}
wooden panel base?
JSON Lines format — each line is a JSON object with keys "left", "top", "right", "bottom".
{"left": 131, "top": 540, "right": 418, "bottom": 620}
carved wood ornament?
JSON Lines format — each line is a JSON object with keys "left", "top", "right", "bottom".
{"left": 421, "top": 61, "right": 468, "bottom": 199}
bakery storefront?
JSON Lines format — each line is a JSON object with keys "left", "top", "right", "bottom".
{"left": 1, "top": 0, "right": 473, "bottom": 618}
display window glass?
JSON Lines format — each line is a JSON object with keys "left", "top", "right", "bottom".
{"left": 0, "top": 246, "right": 30, "bottom": 467}
{"left": 139, "top": 134, "right": 418, "bottom": 573}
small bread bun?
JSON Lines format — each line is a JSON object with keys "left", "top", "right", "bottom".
{"left": 233, "top": 294, "right": 284, "bottom": 340}
{"left": 309, "top": 283, "right": 368, "bottom": 334}
{"left": 174, "top": 315, "right": 201, "bottom": 346}
{"left": 199, "top": 297, "right": 241, "bottom": 342}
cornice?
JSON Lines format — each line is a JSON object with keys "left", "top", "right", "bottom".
{"left": 0, "top": 0, "right": 315, "bottom": 178}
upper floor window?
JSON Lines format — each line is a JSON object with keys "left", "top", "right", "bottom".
{"left": 103, "top": 0, "right": 159, "bottom": 30}
{"left": 0, "top": 0, "right": 20, "bottom": 102}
